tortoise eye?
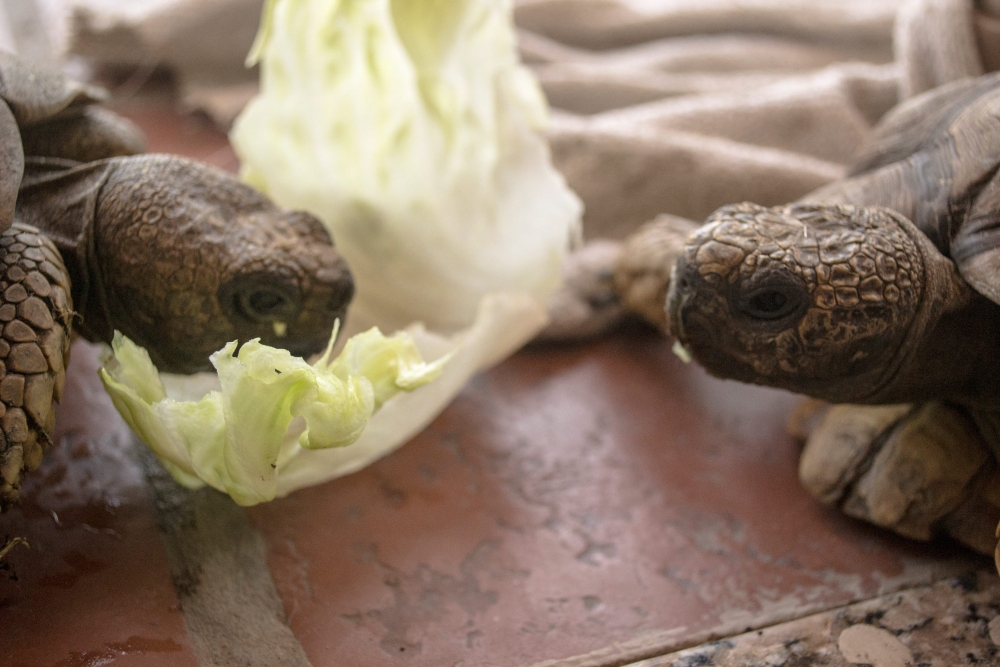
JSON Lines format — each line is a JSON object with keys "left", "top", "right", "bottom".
{"left": 218, "top": 274, "right": 304, "bottom": 328}
{"left": 739, "top": 286, "right": 801, "bottom": 321}
{"left": 751, "top": 291, "right": 786, "bottom": 313}
{"left": 247, "top": 290, "right": 286, "bottom": 314}
{"left": 238, "top": 287, "right": 295, "bottom": 320}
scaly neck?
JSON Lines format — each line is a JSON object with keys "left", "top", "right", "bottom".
{"left": 866, "top": 241, "right": 1000, "bottom": 409}
{"left": 15, "top": 157, "right": 116, "bottom": 343}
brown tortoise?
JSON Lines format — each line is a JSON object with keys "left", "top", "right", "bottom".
{"left": 619, "top": 72, "right": 1000, "bottom": 563}
{"left": 0, "top": 52, "right": 354, "bottom": 509}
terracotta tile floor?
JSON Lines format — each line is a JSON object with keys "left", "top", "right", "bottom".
{"left": 0, "top": 342, "right": 200, "bottom": 667}
{"left": 0, "top": 102, "right": 992, "bottom": 667}
{"left": 247, "top": 333, "right": 980, "bottom": 667}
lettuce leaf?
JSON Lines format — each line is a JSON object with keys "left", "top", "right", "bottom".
{"left": 100, "top": 328, "right": 446, "bottom": 505}
{"left": 228, "top": 0, "right": 580, "bottom": 495}
{"left": 103, "top": 0, "right": 580, "bottom": 502}
{"left": 232, "top": 0, "right": 582, "bottom": 333}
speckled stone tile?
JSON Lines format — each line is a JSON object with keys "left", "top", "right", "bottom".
{"left": 0, "top": 342, "right": 198, "bottom": 667}
{"left": 249, "top": 330, "right": 981, "bottom": 667}
{"left": 632, "top": 569, "right": 1000, "bottom": 667}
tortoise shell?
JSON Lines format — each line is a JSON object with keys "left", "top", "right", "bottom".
{"left": 806, "top": 71, "right": 1000, "bottom": 305}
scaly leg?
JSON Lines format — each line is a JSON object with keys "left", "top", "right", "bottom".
{"left": 614, "top": 213, "right": 698, "bottom": 332}
{"left": 0, "top": 222, "right": 73, "bottom": 509}
{"left": 799, "top": 402, "right": 1000, "bottom": 555}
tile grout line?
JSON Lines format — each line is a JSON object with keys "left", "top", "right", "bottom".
{"left": 518, "top": 567, "right": 985, "bottom": 667}
{"left": 621, "top": 569, "right": 1000, "bottom": 667}
{"left": 135, "top": 439, "right": 314, "bottom": 667}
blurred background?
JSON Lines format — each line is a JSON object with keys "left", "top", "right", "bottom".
{"left": 5, "top": 0, "right": 996, "bottom": 241}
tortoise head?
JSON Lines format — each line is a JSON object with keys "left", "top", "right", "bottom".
{"left": 91, "top": 155, "right": 353, "bottom": 374}
{"left": 666, "top": 202, "right": 926, "bottom": 403}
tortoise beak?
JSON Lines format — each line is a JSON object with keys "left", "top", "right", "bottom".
{"left": 666, "top": 256, "right": 691, "bottom": 342}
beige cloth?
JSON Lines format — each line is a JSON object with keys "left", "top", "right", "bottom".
{"left": 537, "top": 0, "right": 1000, "bottom": 338}
{"left": 0, "top": 0, "right": 58, "bottom": 65}
{"left": 62, "top": 0, "right": 1000, "bottom": 337}
{"left": 532, "top": 0, "right": 995, "bottom": 239}
{"left": 69, "top": 0, "right": 262, "bottom": 124}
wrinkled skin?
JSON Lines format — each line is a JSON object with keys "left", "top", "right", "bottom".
{"left": 666, "top": 72, "right": 1000, "bottom": 410}
{"left": 667, "top": 201, "right": 1000, "bottom": 408}
{"left": 659, "top": 74, "right": 1000, "bottom": 559}
{"left": 17, "top": 154, "right": 354, "bottom": 373}
{"left": 668, "top": 203, "right": 922, "bottom": 398}
{"left": 663, "top": 202, "right": 1000, "bottom": 559}
{"left": 0, "top": 50, "right": 356, "bottom": 511}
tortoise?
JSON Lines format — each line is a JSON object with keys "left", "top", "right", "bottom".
{"left": 0, "top": 51, "right": 354, "bottom": 509}
{"left": 622, "top": 72, "right": 1000, "bottom": 560}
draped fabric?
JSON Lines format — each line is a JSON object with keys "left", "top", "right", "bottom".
{"left": 534, "top": 0, "right": 1000, "bottom": 337}
{"left": 65, "top": 0, "right": 1000, "bottom": 335}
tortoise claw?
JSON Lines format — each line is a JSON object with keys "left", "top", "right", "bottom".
{"left": 798, "top": 401, "right": 1000, "bottom": 555}
{"left": 537, "top": 239, "right": 626, "bottom": 342}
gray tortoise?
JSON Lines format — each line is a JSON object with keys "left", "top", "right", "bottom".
{"left": 0, "top": 52, "right": 354, "bottom": 509}
{"left": 621, "top": 72, "right": 1000, "bottom": 562}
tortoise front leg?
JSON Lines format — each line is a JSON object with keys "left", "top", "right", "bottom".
{"left": 538, "top": 213, "right": 699, "bottom": 341}
{"left": 799, "top": 402, "right": 1000, "bottom": 555}
{"left": 0, "top": 222, "right": 72, "bottom": 509}
{"left": 614, "top": 213, "right": 698, "bottom": 333}
{"left": 538, "top": 239, "right": 625, "bottom": 341}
